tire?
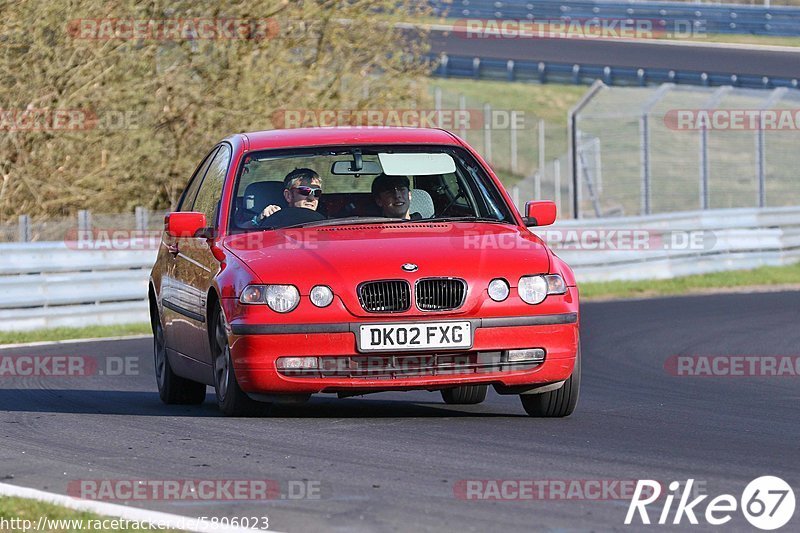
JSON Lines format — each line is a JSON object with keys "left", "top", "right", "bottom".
{"left": 441, "top": 385, "right": 488, "bottom": 405}
{"left": 520, "top": 348, "right": 581, "bottom": 417}
{"left": 212, "top": 307, "right": 270, "bottom": 417}
{"left": 153, "top": 317, "right": 206, "bottom": 405}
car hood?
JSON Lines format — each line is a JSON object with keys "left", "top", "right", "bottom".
{"left": 224, "top": 222, "right": 551, "bottom": 315}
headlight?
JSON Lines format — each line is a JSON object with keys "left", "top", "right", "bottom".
{"left": 310, "top": 285, "right": 334, "bottom": 307}
{"left": 518, "top": 276, "right": 549, "bottom": 305}
{"left": 265, "top": 285, "right": 300, "bottom": 313}
{"left": 240, "top": 284, "right": 299, "bottom": 313}
{"left": 488, "top": 278, "right": 510, "bottom": 301}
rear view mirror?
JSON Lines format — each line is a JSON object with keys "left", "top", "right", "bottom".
{"left": 331, "top": 160, "right": 382, "bottom": 175}
{"left": 165, "top": 212, "right": 207, "bottom": 238}
{"left": 524, "top": 201, "right": 557, "bottom": 227}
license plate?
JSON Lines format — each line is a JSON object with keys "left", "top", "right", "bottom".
{"left": 358, "top": 321, "right": 472, "bottom": 352}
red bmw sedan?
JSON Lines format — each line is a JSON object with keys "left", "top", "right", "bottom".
{"left": 149, "top": 127, "right": 580, "bottom": 416}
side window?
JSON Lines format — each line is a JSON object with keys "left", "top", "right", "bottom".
{"left": 192, "top": 145, "right": 231, "bottom": 227}
{"left": 178, "top": 148, "right": 218, "bottom": 212}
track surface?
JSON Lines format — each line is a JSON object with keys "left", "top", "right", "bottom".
{"left": 431, "top": 29, "right": 800, "bottom": 78}
{"left": 1, "top": 292, "right": 798, "bottom": 532}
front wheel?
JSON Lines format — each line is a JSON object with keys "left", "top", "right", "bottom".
{"left": 153, "top": 317, "right": 206, "bottom": 405}
{"left": 212, "top": 307, "right": 270, "bottom": 417}
{"left": 520, "top": 348, "right": 581, "bottom": 417}
{"left": 441, "top": 385, "right": 487, "bottom": 405}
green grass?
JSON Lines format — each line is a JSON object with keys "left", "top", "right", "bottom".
{"left": 0, "top": 323, "right": 150, "bottom": 346}
{"left": 0, "top": 496, "right": 181, "bottom": 532}
{"left": 580, "top": 263, "right": 800, "bottom": 301}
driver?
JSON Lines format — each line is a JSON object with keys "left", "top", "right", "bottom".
{"left": 251, "top": 168, "right": 322, "bottom": 226}
{"left": 371, "top": 174, "right": 422, "bottom": 220}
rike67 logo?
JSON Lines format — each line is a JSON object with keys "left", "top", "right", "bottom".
{"left": 626, "top": 477, "right": 795, "bottom": 530}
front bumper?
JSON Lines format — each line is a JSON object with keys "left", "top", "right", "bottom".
{"left": 228, "top": 312, "right": 579, "bottom": 394}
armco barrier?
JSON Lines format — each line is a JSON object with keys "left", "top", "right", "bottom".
{"left": 0, "top": 206, "right": 798, "bottom": 331}
{"left": 430, "top": 0, "right": 800, "bottom": 37}
{"left": 432, "top": 53, "right": 800, "bottom": 90}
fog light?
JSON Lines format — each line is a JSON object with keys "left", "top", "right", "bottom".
{"left": 310, "top": 285, "right": 334, "bottom": 307}
{"left": 488, "top": 278, "right": 510, "bottom": 301}
{"left": 276, "top": 357, "right": 319, "bottom": 370}
{"left": 508, "top": 349, "right": 546, "bottom": 363}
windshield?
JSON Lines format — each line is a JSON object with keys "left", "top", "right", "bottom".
{"left": 228, "top": 146, "right": 515, "bottom": 232}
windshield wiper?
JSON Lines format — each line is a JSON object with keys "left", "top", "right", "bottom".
{"left": 411, "top": 216, "right": 509, "bottom": 224}
{"left": 269, "top": 216, "right": 407, "bottom": 230}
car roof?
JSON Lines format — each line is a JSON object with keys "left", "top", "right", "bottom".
{"left": 233, "top": 127, "right": 462, "bottom": 151}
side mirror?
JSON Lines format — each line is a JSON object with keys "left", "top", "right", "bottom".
{"left": 165, "top": 212, "right": 207, "bottom": 238}
{"left": 524, "top": 201, "right": 557, "bottom": 227}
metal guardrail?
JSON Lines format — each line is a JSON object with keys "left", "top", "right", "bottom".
{"left": 432, "top": 53, "right": 800, "bottom": 89}
{"left": 1, "top": 206, "right": 798, "bottom": 331}
{"left": 546, "top": 205, "right": 800, "bottom": 280}
{"left": 430, "top": 0, "right": 800, "bottom": 37}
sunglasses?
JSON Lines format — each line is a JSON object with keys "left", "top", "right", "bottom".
{"left": 291, "top": 186, "right": 322, "bottom": 198}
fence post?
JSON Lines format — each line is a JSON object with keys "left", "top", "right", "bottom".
{"left": 537, "top": 119, "right": 545, "bottom": 200}
{"left": 554, "top": 159, "right": 561, "bottom": 214}
{"left": 458, "top": 94, "right": 467, "bottom": 140}
{"left": 18, "top": 214, "right": 30, "bottom": 242}
{"left": 568, "top": 80, "right": 606, "bottom": 219}
{"left": 483, "top": 103, "right": 492, "bottom": 163}
{"left": 510, "top": 118, "right": 518, "bottom": 175}
{"left": 698, "top": 86, "right": 731, "bottom": 210}
{"left": 639, "top": 83, "right": 673, "bottom": 215}
{"left": 755, "top": 87, "right": 787, "bottom": 208}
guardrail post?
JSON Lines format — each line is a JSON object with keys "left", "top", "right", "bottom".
{"left": 472, "top": 57, "right": 481, "bottom": 79}
{"left": 439, "top": 53, "right": 449, "bottom": 78}
{"left": 78, "top": 210, "right": 92, "bottom": 233}
{"left": 506, "top": 60, "right": 515, "bottom": 82}
{"left": 135, "top": 206, "right": 149, "bottom": 231}
{"left": 572, "top": 64, "right": 580, "bottom": 84}
{"left": 18, "top": 215, "right": 30, "bottom": 242}
{"left": 538, "top": 62, "right": 546, "bottom": 84}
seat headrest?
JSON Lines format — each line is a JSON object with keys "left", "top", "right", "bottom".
{"left": 409, "top": 188, "right": 435, "bottom": 218}
{"left": 243, "top": 181, "right": 287, "bottom": 212}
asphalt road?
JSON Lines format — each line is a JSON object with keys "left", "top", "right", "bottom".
{"left": 1, "top": 291, "right": 798, "bottom": 532}
{"left": 430, "top": 29, "right": 800, "bottom": 78}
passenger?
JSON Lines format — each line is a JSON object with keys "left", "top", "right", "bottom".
{"left": 371, "top": 174, "right": 422, "bottom": 220}
{"left": 251, "top": 168, "right": 322, "bottom": 226}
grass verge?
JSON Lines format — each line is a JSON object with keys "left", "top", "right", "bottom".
{"left": 580, "top": 263, "right": 800, "bottom": 301}
{"left": 0, "top": 323, "right": 150, "bottom": 346}
{"left": 0, "top": 496, "right": 179, "bottom": 532}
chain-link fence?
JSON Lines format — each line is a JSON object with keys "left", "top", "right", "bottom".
{"left": 0, "top": 208, "right": 168, "bottom": 243}
{"left": 572, "top": 82, "right": 800, "bottom": 218}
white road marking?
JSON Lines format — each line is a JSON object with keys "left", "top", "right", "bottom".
{"left": 0, "top": 482, "right": 283, "bottom": 533}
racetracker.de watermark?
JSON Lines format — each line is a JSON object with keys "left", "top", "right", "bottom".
{"left": 665, "top": 109, "right": 800, "bottom": 131}
{"left": 66, "top": 18, "right": 278, "bottom": 41}
{"left": 664, "top": 355, "right": 800, "bottom": 377}
{"left": 454, "top": 479, "right": 661, "bottom": 501}
{"left": 0, "top": 356, "right": 138, "bottom": 377}
{"left": 465, "top": 229, "right": 716, "bottom": 251}
{"left": 0, "top": 109, "right": 140, "bottom": 131}
{"left": 270, "top": 109, "right": 527, "bottom": 130}
{"left": 67, "top": 479, "right": 322, "bottom": 501}
{"left": 451, "top": 18, "right": 706, "bottom": 40}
